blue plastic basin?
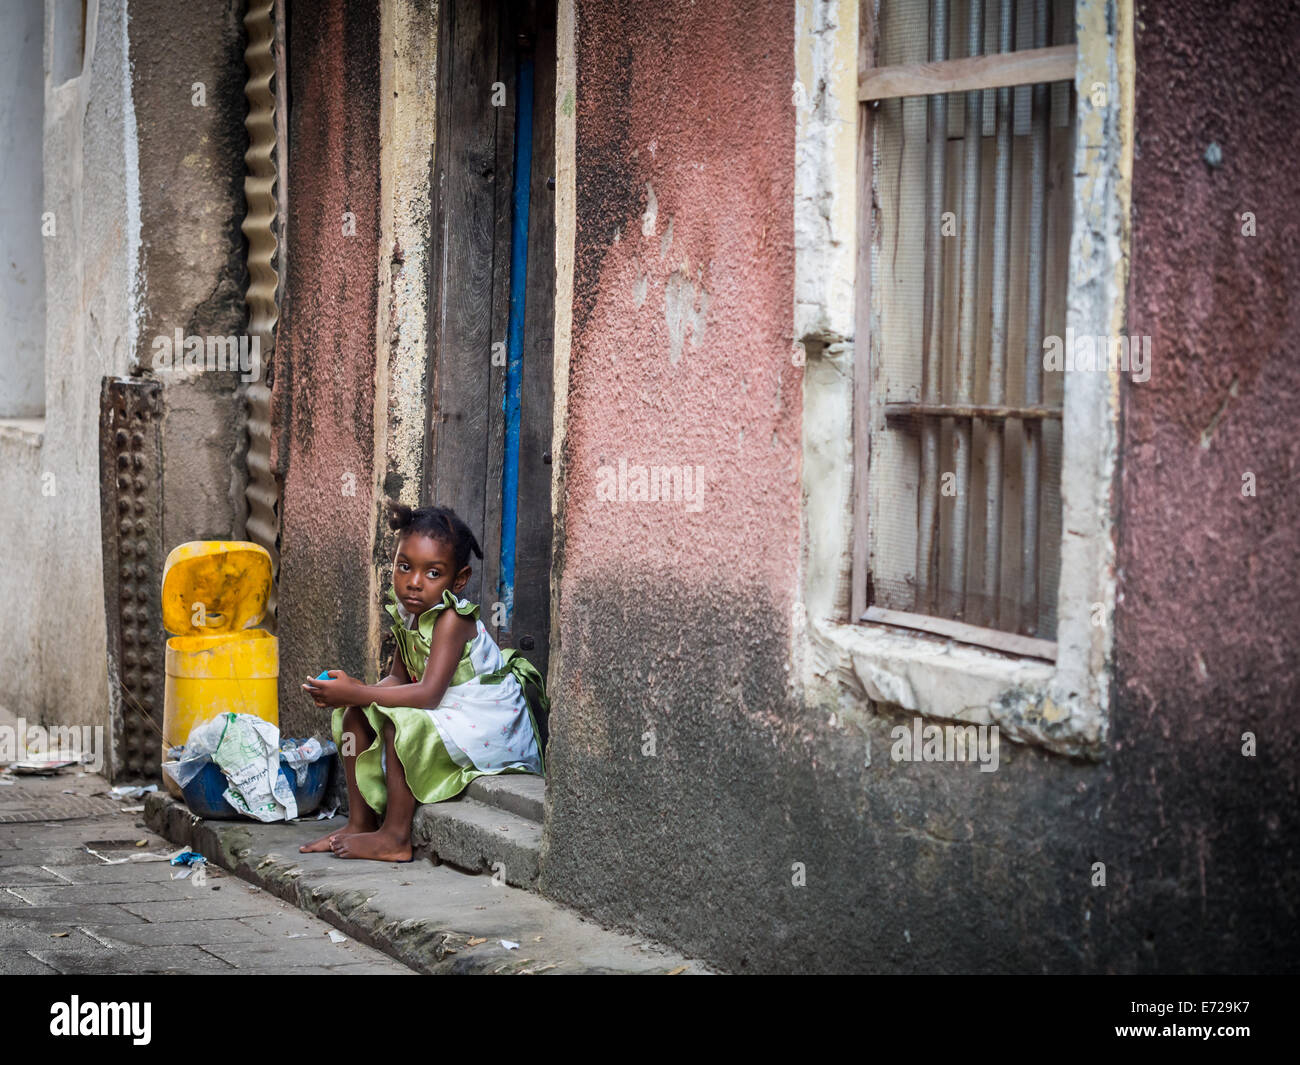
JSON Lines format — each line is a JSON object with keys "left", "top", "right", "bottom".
{"left": 180, "top": 753, "right": 331, "bottom": 821}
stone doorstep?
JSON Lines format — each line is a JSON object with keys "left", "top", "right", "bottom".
{"left": 464, "top": 774, "right": 545, "bottom": 824}
{"left": 142, "top": 793, "right": 710, "bottom": 975}
{"left": 413, "top": 798, "right": 540, "bottom": 890}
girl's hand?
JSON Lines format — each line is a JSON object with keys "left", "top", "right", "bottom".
{"left": 302, "top": 670, "right": 360, "bottom": 708}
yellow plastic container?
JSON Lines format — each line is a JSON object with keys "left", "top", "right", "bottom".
{"left": 161, "top": 541, "right": 278, "bottom": 797}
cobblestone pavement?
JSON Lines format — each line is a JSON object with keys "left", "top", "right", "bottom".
{"left": 0, "top": 768, "right": 414, "bottom": 975}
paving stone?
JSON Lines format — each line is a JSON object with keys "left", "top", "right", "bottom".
{"left": 0, "top": 865, "right": 72, "bottom": 887}
{"left": 0, "top": 789, "right": 122, "bottom": 821}
{"left": 13, "top": 938, "right": 120, "bottom": 970}
{"left": 3, "top": 823, "right": 144, "bottom": 843}
{"left": 0, "top": 846, "right": 106, "bottom": 867}
{"left": 29, "top": 945, "right": 236, "bottom": 975}
{"left": 0, "top": 948, "right": 62, "bottom": 974}
{"left": 200, "top": 938, "right": 377, "bottom": 967}
{"left": 119, "top": 896, "right": 284, "bottom": 923}
{"left": 234, "top": 910, "right": 338, "bottom": 935}
{"left": 39, "top": 862, "right": 193, "bottom": 885}
{"left": 0, "top": 775, "right": 418, "bottom": 973}
{"left": 0, "top": 922, "right": 120, "bottom": 951}
{"left": 77, "top": 918, "right": 276, "bottom": 948}
{"left": 4, "top": 881, "right": 200, "bottom": 905}
{"left": 0, "top": 903, "right": 147, "bottom": 925}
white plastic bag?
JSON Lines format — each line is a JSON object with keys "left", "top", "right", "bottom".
{"left": 162, "top": 716, "right": 231, "bottom": 789}
{"left": 211, "top": 714, "right": 297, "bottom": 822}
{"left": 280, "top": 736, "right": 335, "bottom": 786}
{"left": 164, "top": 713, "right": 297, "bottom": 822}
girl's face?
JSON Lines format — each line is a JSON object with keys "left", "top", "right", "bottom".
{"left": 393, "top": 533, "right": 469, "bottom": 616}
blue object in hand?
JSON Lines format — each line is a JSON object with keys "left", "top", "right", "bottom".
{"left": 316, "top": 671, "right": 332, "bottom": 680}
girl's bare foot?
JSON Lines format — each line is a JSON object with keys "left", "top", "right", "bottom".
{"left": 299, "top": 815, "right": 378, "bottom": 853}
{"left": 329, "top": 829, "right": 413, "bottom": 862}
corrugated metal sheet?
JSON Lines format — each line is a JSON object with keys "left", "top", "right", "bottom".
{"left": 241, "top": 0, "right": 283, "bottom": 629}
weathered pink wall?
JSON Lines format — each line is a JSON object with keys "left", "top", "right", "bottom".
{"left": 1108, "top": 0, "right": 1300, "bottom": 959}
{"left": 540, "top": 0, "right": 1299, "bottom": 973}
{"left": 542, "top": 0, "right": 822, "bottom": 967}
{"left": 275, "top": 0, "right": 382, "bottom": 736}
{"left": 1118, "top": 0, "right": 1300, "bottom": 718}
{"left": 561, "top": 0, "right": 801, "bottom": 595}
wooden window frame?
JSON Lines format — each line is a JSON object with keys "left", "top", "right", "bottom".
{"left": 852, "top": 4, "right": 1078, "bottom": 662}
{"left": 794, "top": 0, "right": 1130, "bottom": 760}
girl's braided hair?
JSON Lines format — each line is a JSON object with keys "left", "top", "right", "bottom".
{"left": 385, "top": 500, "right": 484, "bottom": 571}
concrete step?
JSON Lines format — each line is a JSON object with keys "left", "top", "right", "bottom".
{"left": 464, "top": 773, "right": 545, "bottom": 823}
{"left": 143, "top": 793, "right": 710, "bottom": 975}
{"left": 413, "top": 797, "right": 540, "bottom": 890}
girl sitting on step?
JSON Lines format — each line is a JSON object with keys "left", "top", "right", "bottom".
{"left": 298, "top": 501, "right": 546, "bottom": 862}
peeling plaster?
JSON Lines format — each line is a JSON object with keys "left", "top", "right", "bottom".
{"left": 663, "top": 269, "right": 709, "bottom": 364}
{"left": 535, "top": 0, "right": 1292, "bottom": 976}
{"left": 641, "top": 180, "right": 657, "bottom": 235}
{"left": 658, "top": 215, "right": 674, "bottom": 258}
{"left": 793, "top": 0, "right": 856, "bottom": 345}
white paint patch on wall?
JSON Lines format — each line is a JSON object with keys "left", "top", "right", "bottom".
{"left": 664, "top": 270, "right": 709, "bottom": 364}
{"left": 641, "top": 181, "right": 658, "bottom": 236}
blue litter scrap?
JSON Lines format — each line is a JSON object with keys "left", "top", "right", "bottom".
{"left": 169, "top": 850, "right": 207, "bottom": 867}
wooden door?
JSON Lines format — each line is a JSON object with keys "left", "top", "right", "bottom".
{"left": 426, "top": 0, "right": 556, "bottom": 739}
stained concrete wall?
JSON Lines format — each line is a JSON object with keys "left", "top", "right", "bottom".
{"left": 537, "top": 0, "right": 1299, "bottom": 972}
{"left": 367, "top": 0, "right": 439, "bottom": 697}
{"left": 0, "top": 0, "right": 149, "bottom": 736}
{"left": 0, "top": 1, "right": 47, "bottom": 417}
{"left": 274, "top": 0, "right": 383, "bottom": 738}
{"left": 0, "top": 0, "right": 249, "bottom": 767}
{"left": 0, "top": 421, "right": 44, "bottom": 717}
{"left": 129, "top": 0, "right": 250, "bottom": 549}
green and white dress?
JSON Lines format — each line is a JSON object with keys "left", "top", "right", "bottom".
{"left": 332, "top": 588, "right": 546, "bottom": 816}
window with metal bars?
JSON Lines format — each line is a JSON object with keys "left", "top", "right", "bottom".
{"left": 854, "top": 0, "right": 1078, "bottom": 660}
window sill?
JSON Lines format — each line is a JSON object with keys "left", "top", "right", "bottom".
{"left": 808, "top": 615, "right": 1104, "bottom": 760}
{"left": 0, "top": 417, "right": 45, "bottom": 446}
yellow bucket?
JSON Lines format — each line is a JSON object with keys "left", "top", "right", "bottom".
{"left": 160, "top": 541, "right": 278, "bottom": 797}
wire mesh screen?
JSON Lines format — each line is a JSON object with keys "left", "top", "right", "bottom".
{"left": 866, "top": 0, "right": 1076, "bottom": 641}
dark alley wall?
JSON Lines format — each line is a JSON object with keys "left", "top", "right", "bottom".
{"left": 537, "top": 0, "right": 1299, "bottom": 973}
{"left": 1108, "top": 0, "right": 1300, "bottom": 970}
